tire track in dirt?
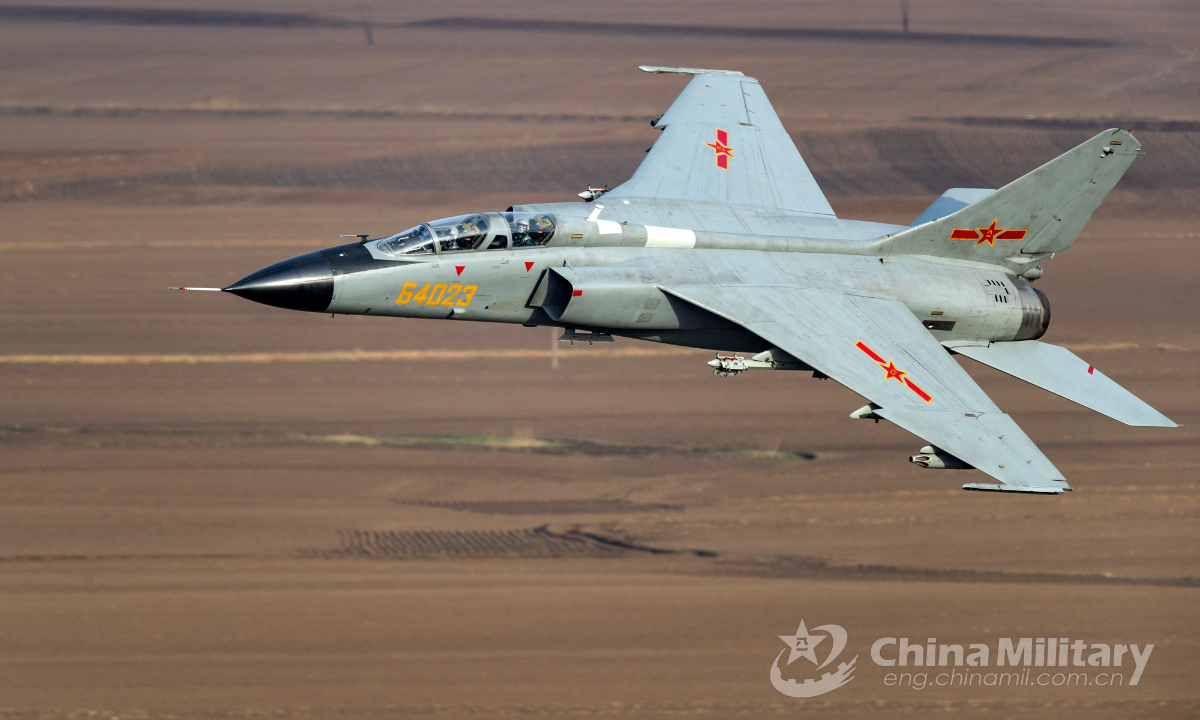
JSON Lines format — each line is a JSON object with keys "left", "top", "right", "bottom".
{"left": 396, "top": 499, "right": 685, "bottom": 515}
{"left": 0, "top": 104, "right": 652, "bottom": 124}
{"left": 309, "top": 526, "right": 657, "bottom": 559}
{"left": 302, "top": 528, "right": 1199, "bottom": 586}
{"left": 0, "top": 543, "right": 1191, "bottom": 588}
{"left": 711, "top": 555, "right": 1200, "bottom": 588}
{"left": 408, "top": 18, "right": 1119, "bottom": 48}
{"left": 0, "top": 8, "right": 1119, "bottom": 48}
{"left": 21, "top": 128, "right": 1199, "bottom": 202}
{"left": 0, "top": 5, "right": 359, "bottom": 29}
{"left": 0, "top": 347, "right": 703, "bottom": 365}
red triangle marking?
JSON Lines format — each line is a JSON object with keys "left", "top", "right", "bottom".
{"left": 524, "top": 261, "right": 535, "bottom": 271}
{"left": 455, "top": 266, "right": 465, "bottom": 276}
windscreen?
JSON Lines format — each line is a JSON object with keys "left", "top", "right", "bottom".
{"left": 377, "top": 212, "right": 549, "bottom": 255}
{"left": 377, "top": 225, "right": 435, "bottom": 255}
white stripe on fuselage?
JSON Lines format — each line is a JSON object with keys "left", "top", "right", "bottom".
{"left": 644, "top": 226, "right": 696, "bottom": 249}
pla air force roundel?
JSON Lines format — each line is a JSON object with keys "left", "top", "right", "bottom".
{"left": 770, "top": 620, "right": 858, "bottom": 698}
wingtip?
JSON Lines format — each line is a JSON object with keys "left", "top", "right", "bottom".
{"left": 1145, "top": 418, "right": 1179, "bottom": 428}
{"left": 962, "top": 483, "right": 1066, "bottom": 495}
{"left": 638, "top": 65, "right": 745, "bottom": 77}
{"left": 1119, "top": 413, "right": 1177, "bottom": 428}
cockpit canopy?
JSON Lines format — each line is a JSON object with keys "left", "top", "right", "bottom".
{"left": 376, "top": 212, "right": 556, "bottom": 256}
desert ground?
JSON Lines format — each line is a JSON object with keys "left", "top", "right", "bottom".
{"left": 0, "top": 1, "right": 1197, "bottom": 717}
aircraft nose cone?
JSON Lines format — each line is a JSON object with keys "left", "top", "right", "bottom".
{"left": 224, "top": 251, "right": 334, "bottom": 313}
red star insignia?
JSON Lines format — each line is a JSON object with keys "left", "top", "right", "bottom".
{"left": 855, "top": 340, "right": 933, "bottom": 402}
{"left": 704, "top": 129, "right": 736, "bottom": 169}
{"left": 974, "top": 219, "right": 1004, "bottom": 247}
{"left": 880, "top": 360, "right": 908, "bottom": 382}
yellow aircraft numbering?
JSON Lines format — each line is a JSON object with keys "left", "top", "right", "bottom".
{"left": 396, "top": 282, "right": 477, "bottom": 307}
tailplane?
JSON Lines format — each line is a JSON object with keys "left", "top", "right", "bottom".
{"left": 880, "top": 129, "right": 1139, "bottom": 274}
{"left": 947, "top": 340, "right": 1175, "bottom": 428}
{"left": 910, "top": 188, "right": 995, "bottom": 227}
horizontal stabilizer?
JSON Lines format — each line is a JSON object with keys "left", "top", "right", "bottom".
{"left": 949, "top": 341, "right": 1175, "bottom": 427}
{"left": 910, "top": 188, "right": 995, "bottom": 227}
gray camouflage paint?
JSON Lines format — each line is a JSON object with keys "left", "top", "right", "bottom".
{"left": 223, "top": 68, "right": 1172, "bottom": 495}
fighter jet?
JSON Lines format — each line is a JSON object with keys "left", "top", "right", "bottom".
{"left": 202, "top": 66, "right": 1176, "bottom": 494}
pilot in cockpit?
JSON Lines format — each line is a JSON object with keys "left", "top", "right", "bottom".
{"left": 510, "top": 217, "right": 532, "bottom": 247}
{"left": 377, "top": 212, "right": 555, "bottom": 255}
{"left": 508, "top": 213, "right": 554, "bottom": 247}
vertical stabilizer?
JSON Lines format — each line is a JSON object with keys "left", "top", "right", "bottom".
{"left": 880, "top": 129, "right": 1139, "bottom": 267}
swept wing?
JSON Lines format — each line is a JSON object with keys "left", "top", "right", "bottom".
{"left": 608, "top": 67, "right": 835, "bottom": 217}
{"left": 662, "top": 282, "right": 1071, "bottom": 494}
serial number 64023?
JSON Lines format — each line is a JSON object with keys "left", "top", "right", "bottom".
{"left": 395, "top": 283, "right": 478, "bottom": 307}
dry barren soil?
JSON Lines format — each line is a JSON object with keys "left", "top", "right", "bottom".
{"left": 0, "top": 1, "right": 1197, "bottom": 718}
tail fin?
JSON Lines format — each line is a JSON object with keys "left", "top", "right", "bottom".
{"left": 881, "top": 129, "right": 1139, "bottom": 268}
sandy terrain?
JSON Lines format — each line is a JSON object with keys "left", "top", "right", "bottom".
{"left": 0, "top": 1, "right": 1197, "bottom": 717}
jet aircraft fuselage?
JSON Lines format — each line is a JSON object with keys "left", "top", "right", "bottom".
{"left": 228, "top": 210, "right": 1049, "bottom": 353}
{"left": 210, "top": 66, "right": 1173, "bottom": 495}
